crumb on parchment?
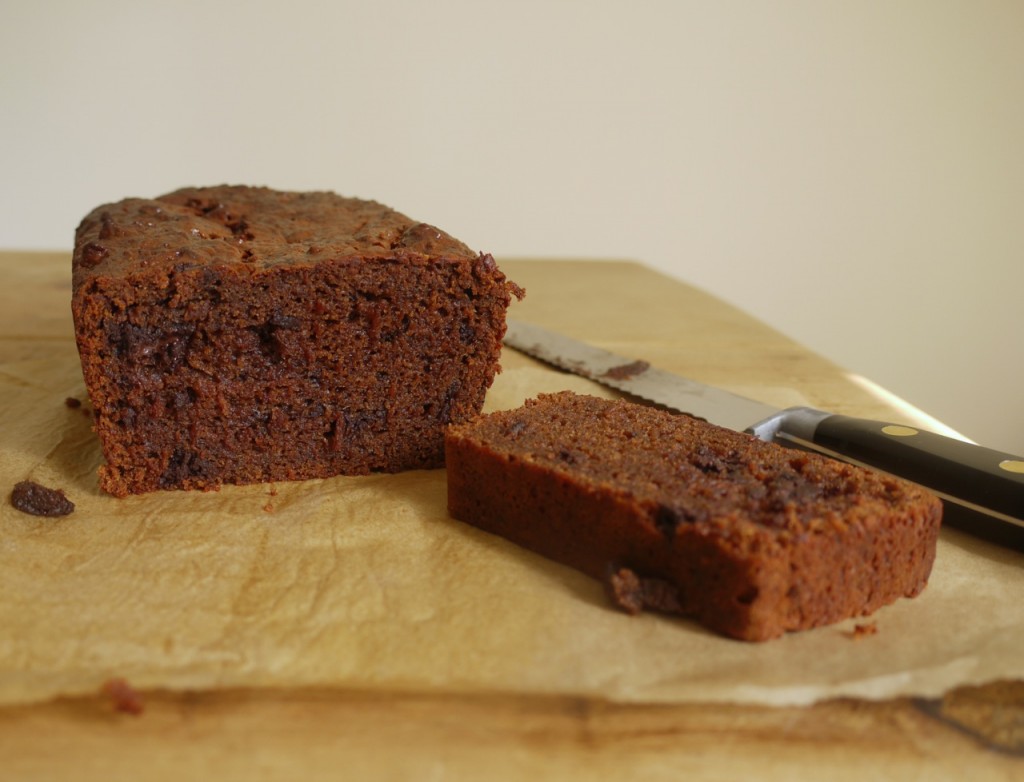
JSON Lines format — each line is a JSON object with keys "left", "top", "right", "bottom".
{"left": 847, "top": 622, "right": 879, "bottom": 640}
{"left": 10, "top": 481, "right": 75, "bottom": 517}
{"left": 102, "top": 678, "right": 145, "bottom": 716}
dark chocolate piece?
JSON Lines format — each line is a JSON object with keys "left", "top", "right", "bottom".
{"left": 10, "top": 481, "right": 75, "bottom": 517}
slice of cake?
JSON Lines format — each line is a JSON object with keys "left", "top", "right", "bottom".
{"left": 445, "top": 392, "right": 942, "bottom": 641}
{"left": 71, "top": 185, "right": 523, "bottom": 496}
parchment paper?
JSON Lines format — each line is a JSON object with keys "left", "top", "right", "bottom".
{"left": 1, "top": 346, "right": 1022, "bottom": 708}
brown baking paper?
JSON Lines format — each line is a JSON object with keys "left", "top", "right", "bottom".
{"left": 1, "top": 346, "right": 1022, "bottom": 708}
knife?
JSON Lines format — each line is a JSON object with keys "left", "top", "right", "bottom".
{"left": 503, "top": 318, "right": 1024, "bottom": 545}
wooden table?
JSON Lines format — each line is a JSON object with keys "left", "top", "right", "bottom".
{"left": 0, "top": 252, "right": 1021, "bottom": 780}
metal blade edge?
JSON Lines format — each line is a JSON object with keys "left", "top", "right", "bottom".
{"left": 502, "top": 319, "right": 780, "bottom": 433}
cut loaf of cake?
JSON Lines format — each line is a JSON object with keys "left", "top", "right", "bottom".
{"left": 72, "top": 185, "right": 522, "bottom": 496}
{"left": 445, "top": 391, "right": 942, "bottom": 641}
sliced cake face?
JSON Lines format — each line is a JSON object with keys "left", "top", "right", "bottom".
{"left": 445, "top": 392, "right": 942, "bottom": 641}
{"left": 71, "top": 186, "right": 523, "bottom": 496}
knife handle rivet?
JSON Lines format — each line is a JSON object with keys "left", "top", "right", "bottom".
{"left": 999, "top": 459, "right": 1024, "bottom": 474}
{"left": 881, "top": 425, "right": 919, "bottom": 437}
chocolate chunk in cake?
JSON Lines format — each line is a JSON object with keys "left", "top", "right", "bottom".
{"left": 445, "top": 392, "right": 942, "bottom": 641}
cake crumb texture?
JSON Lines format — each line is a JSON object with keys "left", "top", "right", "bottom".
{"left": 445, "top": 391, "right": 942, "bottom": 641}
{"left": 72, "top": 185, "right": 523, "bottom": 496}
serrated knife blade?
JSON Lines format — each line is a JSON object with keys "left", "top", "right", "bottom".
{"left": 503, "top": 318, "right": 1024, "bottom": 545}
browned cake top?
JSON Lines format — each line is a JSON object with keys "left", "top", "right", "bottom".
{"left": 449, "top": 392, "right": 934, "bottom": 538}
{"left": 73, "top": 185, "right": 476, "bottom": 287}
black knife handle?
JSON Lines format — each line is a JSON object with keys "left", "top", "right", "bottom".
{"left": 794, "top": 414, "right": 1024, "bottom": 529}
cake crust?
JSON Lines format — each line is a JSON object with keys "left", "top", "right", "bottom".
{"left": 445, "top": 392, "right": 942, "bottom": 641}
{"left": 72, "top": 185, "right": 522, "bottom": 496}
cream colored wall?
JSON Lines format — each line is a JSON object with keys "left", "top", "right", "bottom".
{"left": 3, "top": 1, "right": 1021, "bottom": 453}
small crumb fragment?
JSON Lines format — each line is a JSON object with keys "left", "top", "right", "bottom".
{"left": 263, "top": 485, "right": 279, "bottom": 512}
{"left": 10, "top": 481, "right": 75, "bottom": 517}
{"left": 262, "top": 489, "right": 278, "bottom": 513}
{"left": 847, "top": 622, "right": 879, "bottom": 640}
{"left": 606, "top": 565, "right": 645, "bottom": 615}
{"left": 66, "top": 396, "right": 92, "bottom": 416}
{"left": 601, "top": 360, "right": 651, "bottom": 381}
{"left": 102, "top": 678, "right": 145, "bottom": 716}
{"left": 604, "top": 564, "right": 683, "bottom": 616}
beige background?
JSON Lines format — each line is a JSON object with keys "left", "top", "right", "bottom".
{"left": 2, "top": 0, "right": 1021, "bottom": 453}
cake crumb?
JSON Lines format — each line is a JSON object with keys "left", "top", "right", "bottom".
{"left": 64, "top": 396, "right": 82, "bottom": 409}
{"left": 10, "top": 481, "right": 75, "bottom": 517}
{"left": 605, "top": 565, "right": 683, "bottom": 616}
{"left": 263, "top": 485, "right": 280, "bottom": 512}
{"left": 606, "top": 565, "right": 645, "bottom": 615}
{"left": 847, "top": 622, "right": 879, "bottom": 640}
{"left": 102, "top": 678, "right": 145, "bottom": 716}
{"left": 601, "top": 360, "right": 650, "bottom": 380}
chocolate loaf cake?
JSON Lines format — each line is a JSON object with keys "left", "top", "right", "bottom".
{"left": 72, "top": 185, "right": 523, "bottom": 496}
{"left": 445, "top": 392, "right": 942, "bottom": 641}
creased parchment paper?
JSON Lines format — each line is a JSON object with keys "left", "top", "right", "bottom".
{"left": 1, "top": 347, "right": 1022, "bottom": 709}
